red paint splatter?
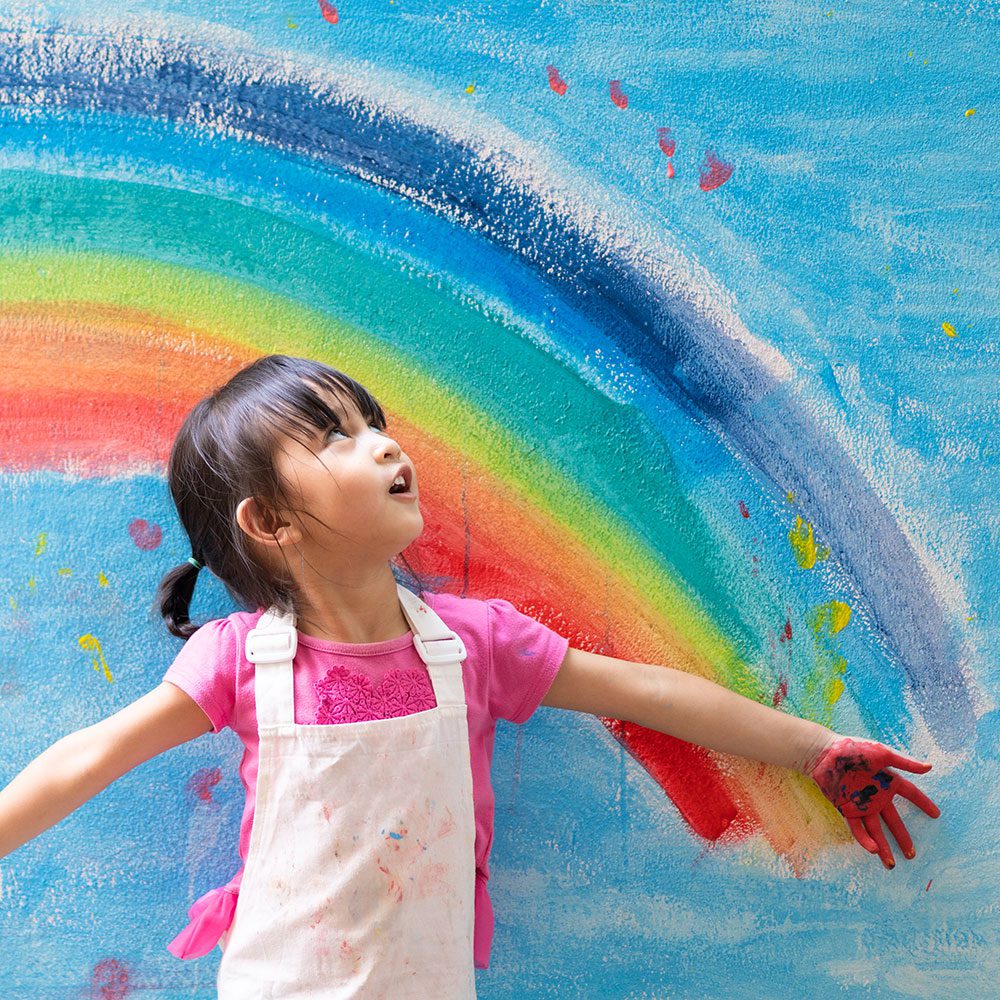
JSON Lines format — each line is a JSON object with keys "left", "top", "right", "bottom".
{"left": 376, "top": 860, "right": 404, "bottom": 902}
{"left": 319, "top": 0, "right": 338, "bottom": 24}
{"left": 90, "top": 958, "right": 131, "bottom": 1000}
{"left": 127, "top": 518, "right": 161, "bottom": 551}
{"left": 609, "top": 80, "right": 628, "bottom": 108}
{"left": 739, "top": 500, "right": 750, "bottom": 519}
{"left": 925, "top": 879, "right": 933, "bottom": 892}
{"left": 546, "top": 65, "right": 568, "bottom": 95}
{"left": 666, "top": 160, "right": 675, "bottom": 179}
{"left": 780, "top": 618, "right": 793, "bottom": 643}
{"left": 186, "top": 766, "right": 222, "bottom": 803}
{"left": 772, "top": 676, "right": 788, "bottom": 707}
{"left": 698, "top": 149, "right": 734, "bottom": 191}
{"left": 657, "top": 126, "right": 676, "bottom": 156}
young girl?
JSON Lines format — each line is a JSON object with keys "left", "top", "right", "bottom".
{"left": 0, "top": 353, "right": 940, "bottom": 998}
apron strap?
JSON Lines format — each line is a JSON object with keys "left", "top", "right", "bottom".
{"left": 396, "top": 584, "right": 467, "bottom": 708}
{"left": 244, "top": 584, "right": 469, "bottom": 725}
{"left": 245, "top": 606, "right": 297, "bottom": 727}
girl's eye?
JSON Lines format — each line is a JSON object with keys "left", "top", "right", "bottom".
{"left": 326, "top": 424, "right": 385, "bottom": 440}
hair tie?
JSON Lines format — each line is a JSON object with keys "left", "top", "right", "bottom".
{"left": 187, "top": 556, "right": 203, "bottom": 571}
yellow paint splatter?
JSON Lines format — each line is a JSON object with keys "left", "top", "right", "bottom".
{"left": 28, "top": 577, "right": 36, "bottom": 591}
{"left": 58, "top": 567, "right": 72, "bottom": 576}
{"left": 942, "top": 322, "right": 957, "bottom": 338}
{"left": 78, "top": 633, "right": 113, "bottom": 683}
{"left": 788, "top": 516, "right": 830, "bottom": 569}
{"left": 35, "top": 533, "right": 47, "bottom": 556}
{"left": 965, "top": 108, "right": 975, "bottom": 117}
{"left": 966, "top": 613, "right": 976, "bottom": 622}
{"left": 287, "top": 19, "right": 298, "bottom": 29}
{"left": 785, "top": 490, "right": 795, "bottom": 502}
{"left": 466, "top": 82, "right": 476, "bottom": 93}
{"left": 98, "top": 571, "right": 109, "bottom": 587}
{"left": 808, "top": 600, "right": 852, "bottom": 636}
{"left": 8, "top": 597, "right": 16, "bottom": 611}
{"left": 802, "top": 601, "right": 853, "bottom": 724}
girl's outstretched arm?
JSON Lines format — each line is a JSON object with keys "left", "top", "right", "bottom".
{"left": 541, "top": 647, "right": 940, "bottom": 867}
{"left": 0, "top": 682, "right": 212, "bottom": 861}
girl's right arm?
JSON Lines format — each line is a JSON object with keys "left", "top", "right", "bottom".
{"left": 0, "top": 682, "right": 213, "bottom": 860}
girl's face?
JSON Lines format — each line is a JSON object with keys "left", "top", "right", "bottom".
{"left": 267, "top": 390, "right": 422, "bottom": 565}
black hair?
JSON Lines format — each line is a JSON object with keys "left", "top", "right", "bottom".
{"left": 154, "top": 354, "right": 428, "bottom": 639}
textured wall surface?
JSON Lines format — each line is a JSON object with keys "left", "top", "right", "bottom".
{"left": 0, "top": 3, "right": 995, "bottom": 998}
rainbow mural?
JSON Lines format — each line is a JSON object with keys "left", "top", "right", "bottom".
{"left": 0, "top": 7, "right": 995, "bottom": 998}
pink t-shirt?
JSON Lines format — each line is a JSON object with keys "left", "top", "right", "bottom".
{"left": 162, "top": 588, "right": 569, "bottom": 970}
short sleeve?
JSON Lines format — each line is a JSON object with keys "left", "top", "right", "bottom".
{"left": 162, "top": 617, "right": 238, "bottom": 734}
{"left": 486, "top": 597, "right": 569, "bottom": 724}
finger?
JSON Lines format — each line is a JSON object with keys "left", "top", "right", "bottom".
{"left": 883, "top": 749, "right": 933, "bottom": 773}
{"left": 862, "top": 814, "right": 895, "bottom": 869}
{"left": 891, "top": 775, "right": 942, "bottom": 818}
{"left": 846, "top": 816, "right": 879, "bottom": 855}
{"left": 880, "top": 802, "right": 916, "bottom": 860}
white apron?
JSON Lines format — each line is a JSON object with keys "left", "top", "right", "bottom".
{"left": 215, "top": 584, "right": 478, "bottom": 999}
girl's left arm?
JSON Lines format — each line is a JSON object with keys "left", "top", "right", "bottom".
{"left": 542, "top": 647, "right": 834, "bottom": 772}
{"left": 541, "top": 647, "right": 941, "bottom": 867}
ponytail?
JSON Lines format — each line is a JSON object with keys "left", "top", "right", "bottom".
{"left": 154, "top": 555, "right": 205, "bottom": 640}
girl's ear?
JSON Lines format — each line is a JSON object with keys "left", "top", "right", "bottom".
{"left": 235, "top": 496, "right": 300, "bottom": 548}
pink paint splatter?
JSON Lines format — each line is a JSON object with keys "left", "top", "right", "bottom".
{"left": 739, "top": 500, "right": 750, "bottom": 519}
{"left": 376, "top": 859, "right": 404, "bottom": 902}
{"left": 90, "top": 959, "right": 131, "bottom": 1000}
{"left": 318, "top": 0, "right": 338, "bottom": 24}
{"left": 657, "top": 126, "right": 676, "bottom": 156}
{"left": 436, "top": 806, "right": 457, "bottom": 839}
{"left": 546, "top": 64, "right": 568, "bottom": 95}
{"left": 666, "top": 160, "right": 675, "bottom": 179}
{"left": 699, "top": 149, "right": 734, "bottom": 191}
{"left": 186, "top": 767, "right": 222, "bottom": 803}
{"left": 127, "top": 518, "right": 161, "bottom": 551}
{"left": 609, "top": 79, "right": 628, "bottom": 108}
{"left": 772, "top": 676, "right": 788, "bottom": 707}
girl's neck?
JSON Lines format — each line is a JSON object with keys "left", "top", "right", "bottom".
{"left": 292, "top": 568, "right": 411, "bottom": 645}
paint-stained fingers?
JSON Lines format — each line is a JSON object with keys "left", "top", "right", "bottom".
{"left": 884, "top": 749, "right": 933, "bottom": 773}
{"left": 892, "top": 775, "right": 942, "bottom": 818}
{"left": 879, "top": 801, "right": 916, "bottom": 860}
{"left": 862, "top": 814, "right": 895, "bottom": 869}
{"left": 846, "top": 815, "right": 879, "bottom": 855}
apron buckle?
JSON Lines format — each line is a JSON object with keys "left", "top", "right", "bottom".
{"left": 412, "top": 632, "right": 467, "bottom": 666}
{"left": 245, "top": 627, "right": 298, "bottom": 664}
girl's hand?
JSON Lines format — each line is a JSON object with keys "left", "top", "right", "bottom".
{"left": 806, "top": 735, "right": 942, "bottom": 869}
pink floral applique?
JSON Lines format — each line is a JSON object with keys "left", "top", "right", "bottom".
{"left": 314, "top": 665, "right": 436, "bottom": 724}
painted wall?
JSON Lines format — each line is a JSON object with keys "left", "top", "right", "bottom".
{"left": 0, "top": 4, "right": 995, "bottom": 997}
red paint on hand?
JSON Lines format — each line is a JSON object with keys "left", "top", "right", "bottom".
{"left": 657, "top": 126, "right": 676, "bottom": 156}
{"left": 319, "top": 0, "right": 339, "bottom": 24}
{"left": 546, "top": 65, "right": 568, "bottom": 95}
{"left": 609, "top": 80, "right": 628, "bottom": 108}
{"left": 808, "top": 735, "right": 941, "bottom": 869}
{"left": 699, "top": 149, "right": 734, "bottom": 191}
{"left": 128, "top": 518, "right": 162, "bottom": 551}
